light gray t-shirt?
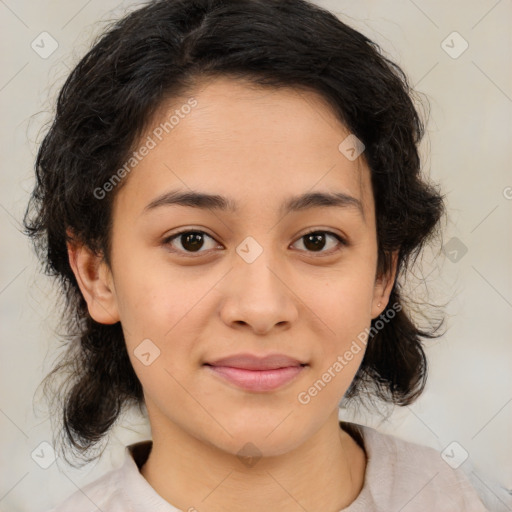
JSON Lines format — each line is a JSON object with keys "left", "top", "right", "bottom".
{"left": 47, "top": 423, "right": 489, "bottom": 512}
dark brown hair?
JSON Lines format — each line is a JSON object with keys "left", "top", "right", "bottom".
{"left": 24, "top": 0, "right": 446, "bottom": 466}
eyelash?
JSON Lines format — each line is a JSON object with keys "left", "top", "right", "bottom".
{"left": 162, "top": 229, "right": 347, "bottom": 257}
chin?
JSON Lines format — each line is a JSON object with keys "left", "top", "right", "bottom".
{"left": 201, "top": 419, "right": 308, "bottom": 460}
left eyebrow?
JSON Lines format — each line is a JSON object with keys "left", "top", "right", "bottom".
{"left": 143, "top": 189, "right": 365, "bottom": 221}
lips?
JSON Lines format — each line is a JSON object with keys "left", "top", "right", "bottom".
{"left": 206, "top": 353, "right": 306, "bottom": 370}
{"left": 204, "top": 353, "right": 307, "bottom": 392}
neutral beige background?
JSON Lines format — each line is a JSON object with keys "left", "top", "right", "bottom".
{"left": 0, "top": 0, "right": 510, "bottom": 511}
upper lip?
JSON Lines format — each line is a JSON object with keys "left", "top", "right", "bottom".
{"left": 205, "top": 353, "right": 306, "bottom": 370}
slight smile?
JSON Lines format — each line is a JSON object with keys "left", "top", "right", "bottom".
{"left": 203, "top": 353, "right": 308, "bottom": 392}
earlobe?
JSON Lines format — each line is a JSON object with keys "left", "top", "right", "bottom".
{"left": 66, "top": 235, "right": 120, "bottom": 325}
{"left": 371, "top": 250, "right": 399, "bottom": 319}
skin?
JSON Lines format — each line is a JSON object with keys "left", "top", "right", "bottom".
{"left": 68, "top": 76, "right": 398, "bottom": 511}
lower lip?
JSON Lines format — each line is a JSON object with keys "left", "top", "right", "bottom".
{"left": 205, "top": 365, "right": 305, "bottom": 392}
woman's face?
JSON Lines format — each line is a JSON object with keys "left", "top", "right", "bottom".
{"left": 77, "top": 77, "right": 396, "bottom": 457}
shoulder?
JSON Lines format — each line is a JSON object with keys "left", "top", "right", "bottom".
{"left": 346, "top": 423, "right": 489, "bottom": 512}
{"left": 46, "top": 440, "right": 176, "bottom": 512}
{"left": 46, "top": 464, "right": 128, "bottom": 512}
{"left": 46, "top": 441, "right": 155, "bottom": 512}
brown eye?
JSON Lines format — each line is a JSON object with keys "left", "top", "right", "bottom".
{"left": 162, "top": 229, "right": 346, "bottom": 257}
{"left": 179, "top": 232, "right": 206, "bottom": 252}
{"left": 163, "top": 230, "right": 219, "bottom": 254}
{"left": 293, "top": 231, "right": 346, "bottom": 254}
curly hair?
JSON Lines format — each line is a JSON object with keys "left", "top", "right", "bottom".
{"left": 24, "top": 0, "right": 446, "bottom": 466}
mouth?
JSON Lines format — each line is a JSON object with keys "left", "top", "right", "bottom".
{"left": 203, "top": 353, "right": 308, "bottom": 392}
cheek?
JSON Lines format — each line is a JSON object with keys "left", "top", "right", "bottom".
{"left": 113, "top": 259, "right": 215, "bottom": 363}
{"left": 116, "top": 270, "right": 205, "bottom": 396}
{"left": 307, "top": 269, "right": 375, "bottom": 334}
{"left": 112, "top": 242, "right": 189, "bottom": 322}
{"left": 297, "top": 285, "right": 372, "bottom": 407}
{"left": 300, "top": 270, "right": 374, "bottom": 386}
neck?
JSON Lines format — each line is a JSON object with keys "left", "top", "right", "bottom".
{"left": 139, "top": 410, "right": 366, "bottom": 512}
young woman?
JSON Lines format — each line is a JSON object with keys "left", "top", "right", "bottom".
{"left": 25, "top": 0, "right": 489, "bottom": 510}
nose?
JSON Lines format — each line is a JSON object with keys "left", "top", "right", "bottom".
{"left": 218, "top": 252, "right": 299, "bottom": 335}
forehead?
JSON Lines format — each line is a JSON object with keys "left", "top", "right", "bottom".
{"left": 114, "top": 76, "right": 374, "bottom": 221}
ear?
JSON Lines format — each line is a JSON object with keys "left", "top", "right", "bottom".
{"left": 66, "top": 231, "right": 120, "bottom": 324}
{"left": 371, "top": 250, "right": 399, "bottom": 319}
